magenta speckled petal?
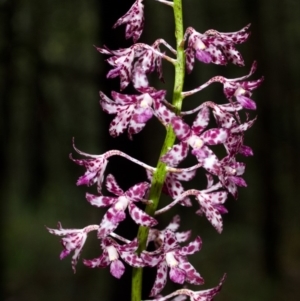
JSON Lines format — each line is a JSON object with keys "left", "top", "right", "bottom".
{"left": 113, "top": 0, "right": 144, "bottom": 43}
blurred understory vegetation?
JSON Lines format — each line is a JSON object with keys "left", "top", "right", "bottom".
{"left": 1, "top": 0, "right": 300, "bottom": 300}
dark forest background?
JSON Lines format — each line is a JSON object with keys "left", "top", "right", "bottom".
{"left": 1, "top": 0, "right": 300, "bottom": 300}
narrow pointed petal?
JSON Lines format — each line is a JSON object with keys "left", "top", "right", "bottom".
{"left": 120, "top": 252, "right": 145, "bottom": 267}
{"left": 126, "top": 182, "right": 149, "bottom": 200}
{"left": 201, "top": 128, "right": 228, "bottom": 145}
{"left": 128, "top": 203, "right": 158, "bottom": 227}
{"left": 98, "top": 209, "right": 120, "bottom": 238}
{"left": 150, "top": 262, "right": 168, "bottom": 297}
{"left": 118, "top": 238, "right": 139, "bottom": 253}
{"left": 99, "top": 91, "right": 119, "bottom": 114}
{"left": 210, "top": 191, "right": 228, "bottom": 204}
{"left": 185, "top": 47, "right": 195, "bottom": 74}
{"left": 171, "top": 116, "right": 191, "bottom": 140}
{"left": 163, "top": 230, "right": 179, "bottom": 251}
{"left": 179, "top": 236, "right": 202, "bottom": 255}
{"left": 192, "top": 106, "right": 210, "bottom": 135}
{"left": 113, "top": 0, "right": 144, "bottom": 43}
{"left": 217, "top": 23, "right": 251, "bottom": 43}
{"left": 196, "top": 193, "right": 226, "bottom": 233}
{"left": 128, "top": 112, "right": 151, "bottom": 136}
{"left": 83, "top": 253, "right": 110, "bottom": 268}
{"left": 111, "top": 91, "right": 137, "bottom": 104}
{"left": 105, "top": 174, "right": 124, "bottom": 196}
{"left": 178, "top": 260, "right": 204, "bottom": 285}
{"left": 160, "top": 142, "right": 189, "bottom": 166}
{"left": 141, "top": 252, "right": 163, "bottom": 267}
{"left": 85, "top": 193, "right": 116, "bottom": 207}
{"left": 236, "top": 95, "right": 256, "bottom": 110}
{"left": 132, "top": 65, "right": 150, "bottom": 90}
{"left": 212, "top": 104, "right": 237, "bottom": 128}
{"left": 240, "top": 145, "right": 253, "bottom": 156}
{"left": 229, "top": 176, "right": 247, "bottom": 187}
{"left": 224, "top": 180, "right": 238, "bottom": 199}
{"left": 231, "top": 118, "right": 256, "bottom": 133}
{"left": 109, "top": 106, "right": 134, "bottom": 137}
{"left": 222, "top": 44, "right": 244, "bottom": 66}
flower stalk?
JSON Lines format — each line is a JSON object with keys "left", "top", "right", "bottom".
{"left": 132, "top": 1, "right": 186, "bottom": 300}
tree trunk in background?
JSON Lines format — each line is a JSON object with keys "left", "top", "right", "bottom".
{"left": 25, "top": 4, "right": 47, "bottom": 209}
{"left": 0, "top": 1, "right": 16, "bottom": 299}
{"left": 244, "top": 0, "right": 281, "bottom": 280}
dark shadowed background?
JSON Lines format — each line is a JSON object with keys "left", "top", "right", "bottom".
{"left": 1, "top": 0, "right": 299, "bottom": 300}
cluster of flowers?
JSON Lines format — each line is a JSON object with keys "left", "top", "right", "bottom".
{"left": 47, "top": 0, "right": 263, "bottom": 300}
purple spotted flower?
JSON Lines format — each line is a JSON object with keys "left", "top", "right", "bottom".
{"left": 223, "top": 76, "right": 264, "bottom": 110}
{"left": 83, "top": 237, "right": 144, "bottom": 279}
{"left": 143, "top": 274, "right": 226, "bottom": 301}
{"left": 184, "top": 24, "right": 250, "bottom": 73}
{"left": 131, "top": 39, "right": 168, "bottom": 90}
{"left": 96, "top": 40, "right": 164, "bottom": 90}
{"left": 195, "top": 174, "right": 228, "bottom": 233}
{"left": 205, "top": 156, "right": 246, "bottom": 199}
{"left": 46, "top": 223, "right": 99, "bottom": 273}
{"left": 86, "top": 174, "right": 157, "bottom": 238}
{"left": 142, "top": 230, "right": 204, "bottom": 297}
{"left": 100, "top": 89, "right": 166, "bottom": 139}
{"left": 211, "top": 103, "right": 256, "bottom": 156}
{"left": 113, "top": 0, "right": 144, "bottom": 43}
{"left": 147, "top": 215, "right": 191, "bottom": 248}
{"left": 218, "top": 156, "right": 246, "bottom": 199}
{"left": 69, "top": 141, "right": 108, "bottom": 194}
{"left": 161, "top": 107, "right": 228, "bottom": 171}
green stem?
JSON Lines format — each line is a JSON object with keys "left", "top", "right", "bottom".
{"left": 131, "top": 0, "right": 185, "bottom": 300}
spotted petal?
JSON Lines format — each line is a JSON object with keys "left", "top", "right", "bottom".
{"left": 113, "top": 0, "right": 144, "bottom": 43}
{"left": 201, "top": 128, "right": 228, "bottom": 145}
{"left": 47, "top": 223, "right": 87, "bottom": 273}
{"left": 98, "top": 207, "right": 121, "bottom": 238}
{"left": 109, "top": 105, "right": 135, "bottom": 137}
{"left": 161, "top": 142, "right": 189, "bottom": 166}
{"left": 128, "top": 202, "right": 158, "bottom": 227}
{"left": 83, "top": 252, "right": 110, "bottom": 268}
{"left": 126, "top": 181, "right": 149, "bottom": 201}
{"left": 215, "top": 23, "right": 251, "bottom": 44}
{"left": 178, "top": 259, "right": 204, "bottom": 285}
{"left": 221, "top": 43, "right": 245, "bottom": 66}
{"left": 150, "top": 261, "right": 168, "bottom": 297}
{"left": 85, "top": 193, "right": 116, "bottom": 207}
{"left": 119, "top": 239, "right": 145, "bottom": 267}
{"left": 164, "top": 175, "right": 192, "bottom": 206}
{"left": 196, "top": 191, "right": 228, "bottom": 233}
{"left": 185, "top": 47, "right": 195, "bottom": 74}
{"left": 178, "top": 236, "right": 202, "bottom": 256}
{"left": 106, "top": 174, "right": 124, "bottom": 196}
{"left": 171, "top": 116, "right": 191, "bottom": 140}
{"left": 70, "top": 144, "right": 108, "bottom": 194}
{"left": 192, "top": 106, "right": 210, "bottom": 135}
